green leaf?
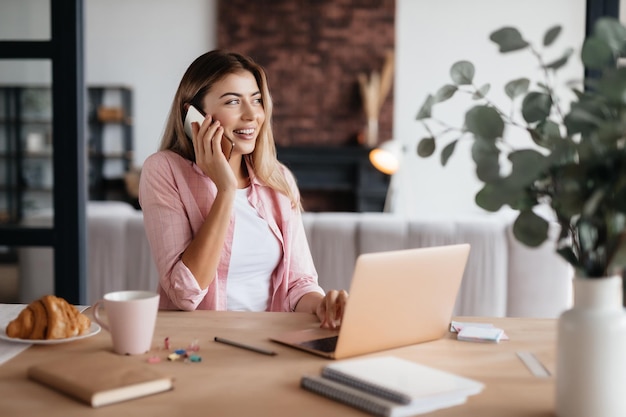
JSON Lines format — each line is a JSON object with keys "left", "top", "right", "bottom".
{"left": 613, "top": 181, "right": 626, "bottom": 212}
{"left": 450, "top": 61, "right": 475, "bottom": 85}
{"left": 540, "top": 120, "right": 562, "bottom": 141}
{"left": 472, "top": 84, "right": 490, "bottom": 100}
{"left": 417, "top": 137, "right": 436, "bottom": 157}
{"left": 465, "top": 105, "right": 504, "bottom": 141}
{"left": 550, "top": 164, "right": 587, "bottom": 218}
{"left": 563, "top": 101, "right": 604, "bottom": 135}
{"left": 507, "top": 189, "right": 538, "bottom": 212}
{"left": 584, "top": 77, "right": 600, "bottom": 92}
{"left": 608, "top": 218, "right": 626, "bottom": 240}
{"left": 506, "top": 150, "right": 548, "bottom": 190}
{"left": 596, "top": 67, "right": 626, "bottom": 104}
{"left": 569, "top": 105, "right": 603, "bottom": 125}
{"left": 471, "top": 139, "right": 500, "bottom": 182}
{"left": 557, "top": 247, "right": 580, "bottom": 269}
{"left": 476, "top": 177, "right": 535, "bottom": 213}
{"left": 577, "top": 219, "right": 599, "bottom": 254}
{"left": 608, "top": 238, "right": 626, "bottom": 273}
{"left": 607, "top": 214, "right": 626, "bottom": 243}
{"left": 543, "top": 48, "right": 574, "bottom": 70}
{"left": 582, "top": 188, "right": 606, "bottom": 218}
{"left": 596, "top": 121, "right": 626, "bottom": 145}
{"left": 513, "top": 210, "right": 549, "bottom": 247}
{"left": 571, "top": 88, "right": 585, "bottom": 100}
{"left": 434, "top": 85, "right": 458, "bottom": 103}
{"left": 581, "top": 36, "right": 615, "bottom": 70}
{"left": 547, "top": 139, "right": 577, "bottom": 166}
{"left": 529, "top": 120, "right": 562, "bottom": 149}
{"left": 543, "top": 25, "right": 562, "bottom": 46}
{"left": 441, "top": 139, "right": 458, "bottom": 166}
{"left": 475, "top": 183, "right": 506, "bottom": 212}
{"left": 593, "top": 17, "right": 626, "bottom": 55}
{"left": 416, "top": 95, "right": 434, "bottom": 120}
{"left": 521, "top": 92, "right": 553, "bottom": 123}
{"left": 504, "top": 78, "right": 530, "bottom": 99}
{"left": 527, "top": 128, "right": 544, "bottom": 147}
{"left": 489, "top": 27, "right": 529, "bottom": 53}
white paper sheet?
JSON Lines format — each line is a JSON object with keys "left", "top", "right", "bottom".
{"left": 0, "top": 304, "right": 31, "bottom": 365}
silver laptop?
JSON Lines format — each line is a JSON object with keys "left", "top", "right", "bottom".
{"left": 270, "top": 243, "right": 471, "bottom": 359}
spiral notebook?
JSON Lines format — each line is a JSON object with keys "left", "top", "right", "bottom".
{"left": 271, "top": 244, "right": 470, "bottom": 359}
{"left": 301, "top": 356, "right": 484, "bottom": 417}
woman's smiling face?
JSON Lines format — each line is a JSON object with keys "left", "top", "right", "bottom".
{"left": 200, "top": 70, "right": 265, "bottom": 158}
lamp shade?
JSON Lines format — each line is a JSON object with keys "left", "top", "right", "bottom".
{"left": 369, "top": 140, "right": 402, "bottom": 175}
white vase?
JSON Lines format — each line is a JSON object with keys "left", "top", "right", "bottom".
{"left": 556, "top": 275, "right": 626, "bottom": 417}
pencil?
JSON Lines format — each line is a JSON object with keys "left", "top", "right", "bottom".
{"left": 214, "top": 336, "right": 277, "bottom": 356}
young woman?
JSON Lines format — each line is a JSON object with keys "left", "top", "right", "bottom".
{"left": 139, "top": 50, "right": 347, "bottom": 328}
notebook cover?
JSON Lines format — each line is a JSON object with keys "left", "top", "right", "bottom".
{"left": 28, "top": 351, "right": 173, "bottom": 407}
{"left": 320, "top": 356, "right": 484, "bottom": 405}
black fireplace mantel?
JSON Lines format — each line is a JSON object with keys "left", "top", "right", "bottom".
{"left": 276, "top": 146, "right": 390, "bottom": 212}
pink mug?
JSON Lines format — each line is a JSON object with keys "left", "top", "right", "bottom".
{"left": 93, "top": 290, "right": 159, "bottom": 355}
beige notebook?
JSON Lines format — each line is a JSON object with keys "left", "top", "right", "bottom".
{"left": 28, "top": 351, "right": 174, "bottom": 407}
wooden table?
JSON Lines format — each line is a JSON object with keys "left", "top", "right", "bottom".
{"left": 0, "top": 310, "right": 557, "bottom": 416}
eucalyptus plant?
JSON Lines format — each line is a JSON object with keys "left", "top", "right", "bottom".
{"left": 416, "top": 17, "right": 626, "bottom": 278}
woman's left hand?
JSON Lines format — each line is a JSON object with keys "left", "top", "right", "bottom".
{"left": 316, "top": 290, "right": 349, "bottom": 329}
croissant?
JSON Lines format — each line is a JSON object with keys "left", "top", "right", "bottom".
{"left": 6, "top": 295, "right": 91, "bottom": 340}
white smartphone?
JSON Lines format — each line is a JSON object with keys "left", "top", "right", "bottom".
{"left": 184, "top": 105, "right": 235, "bottom": 160}
{"left": 184, "top": 104, "right": 207, "bottom": 139}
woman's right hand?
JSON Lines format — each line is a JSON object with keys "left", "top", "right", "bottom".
{"left": 191, "top": 116, "right": 237, "bottom": 192}
{"left": 316, "top": 290, "right": 349, "bottom": 329}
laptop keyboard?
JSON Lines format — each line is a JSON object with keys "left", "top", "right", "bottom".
{"left": 299, "top": 335, "right": 338, "bottom": 353}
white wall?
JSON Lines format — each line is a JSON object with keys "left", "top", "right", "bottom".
{"left": 393, "top": 0, "right": 586, "bottom": 217}
{"left": 0, "top": 0, "right": 49, "bottom": 41}
{"left": 0, "top": 0, "right": 216, "bottom": 169}
{"left": 0, "top": 0, "right": 51, "bottom": 83}
{"left": 0, "top": 0, "right": 594, "bottom": 218}
{"left": 85, "top": 0, "right": 217, "bottom": 167}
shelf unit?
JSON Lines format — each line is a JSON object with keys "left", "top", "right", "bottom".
{"left": 0, "top": 85, "right": 133, "bottom": 224}
{"left": 87, "top": 86, "right": 133, "bottom": 201}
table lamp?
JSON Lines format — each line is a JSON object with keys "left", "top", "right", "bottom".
{"left": 369, "top": 140, "right": 404, "bottom": 212}
{"left": 369, "top": 140, "right": 402, "bottom": 175}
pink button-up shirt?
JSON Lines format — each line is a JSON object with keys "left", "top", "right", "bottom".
{"left": 138, "top": 150, "right": 324, "bottom": 311}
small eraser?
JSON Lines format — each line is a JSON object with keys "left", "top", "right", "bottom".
{"left": 457, "top": 326, "right": 504, "bottom": 343}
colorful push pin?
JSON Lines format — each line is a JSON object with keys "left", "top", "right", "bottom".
{"left": 187, "top": 339, "right": 200, "bottom": 352}
{"left": 164, "top": 337, "right": 170, "bottom": 350}
{"left": 147, "top": 356, "right": 162, "bottom": 364}
{"left": 167, "top": 353, "right": 181, "bottom": 361}
{"left": 174, "top": 349, "right": 187, "bottom": 355}
{"left": 189, "top": 354, "right": 202, "bottom": 362}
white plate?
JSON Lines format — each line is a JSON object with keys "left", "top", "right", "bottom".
{"left": 0, "top": 322, "right": 101, "bottom": 345}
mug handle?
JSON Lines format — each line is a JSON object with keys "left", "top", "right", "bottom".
{"left": 92, "top": 300, "right": 110, "bottom": 332}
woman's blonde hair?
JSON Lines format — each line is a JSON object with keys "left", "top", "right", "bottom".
{"left": 160, "top": 50, "right": 299, "bottom": 208}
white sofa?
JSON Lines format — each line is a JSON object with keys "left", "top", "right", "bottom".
{"left": 18, "top": 202, "right": 573, "bottom": 317}
{"left": 302, "top": 212, "right": 572, "bottom": 317}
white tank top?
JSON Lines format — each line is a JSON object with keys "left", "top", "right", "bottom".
{"left": 227, "top": 187, "right": 282, "bottom": 311}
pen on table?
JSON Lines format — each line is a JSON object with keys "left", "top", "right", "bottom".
{"left": 214, "top": 336, "right": 277, "bottom": 356}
